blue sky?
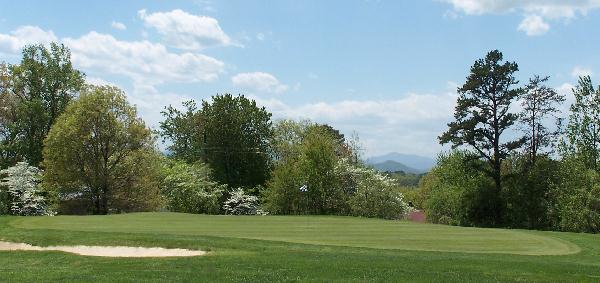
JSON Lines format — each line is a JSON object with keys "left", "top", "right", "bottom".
{"left": 1, "top": 0, "right": 599, "bottom": 158}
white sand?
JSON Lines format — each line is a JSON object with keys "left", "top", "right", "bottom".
{"left": 0, "top": 241, "right": 205, "bottom": 257}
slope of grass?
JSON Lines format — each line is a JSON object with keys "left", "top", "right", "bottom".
{"left": 1, "top": 213, "right": 599, "bottom": 282}
{"left": 9, "top": 212, "right": 579, "bottom": 255}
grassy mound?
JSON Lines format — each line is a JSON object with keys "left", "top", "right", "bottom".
{"left": 10, "top": 212, "right": 579, "bottom": 255}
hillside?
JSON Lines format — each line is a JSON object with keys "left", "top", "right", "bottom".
{"left": 369, "top": 160, "right": 421, "bottom": 174}
{"left": 366, "top": 152, "right": 436, "bottom": 173}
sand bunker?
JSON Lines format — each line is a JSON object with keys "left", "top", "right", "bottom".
{"left": 0, "top": 241, "right": 205, "bottom": 257}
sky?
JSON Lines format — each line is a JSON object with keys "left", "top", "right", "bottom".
{"left": 0, "top": 0, "right": 599, "bottom": 158}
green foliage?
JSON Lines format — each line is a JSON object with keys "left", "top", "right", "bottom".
{"left": 160, "top": 94, "right": 273, "bottom": 189}
{"left": 386, "top": 171, "right": 423, "bottom": 187}
{"left": 160, "top": 159, "right": 224, "bottom": 214}
{"left": 1, "top": 43, "right": 85, "bottom": 166}
{"left": 43, "top": 85, "right": 158, "bottom": 214}
{"left": 270, "top": 119, "right": 312, "bottom": 162}
{"left": 549, "top": 156, "right": 600, "bottom": 233}
{"left": 267, "top": 121, "right": 408, "bottom": 219}
{"left": 439, "top": 50, "right": 524, "bottom": 226}
{"left": 519, "top": 75, "right": 564, "bottom": 163}
{"left": 502, "top": 155, "right": 559, "bottom": 229}
{"left": 201, "top": 94, "right": 273, "bottom": 188}
{"left": 337, "top": 158, "right": 410, "bottom": 220}
{"left": 561, "top": 76, "right": 600, "bottom": 171}
{"left": 398, "top": 186, "right": 425, "bottom": 210}
{"left": 159, "top": 101, "right": 204, "bottom": 163}
{"left": 422, "top": 150, "right": 495, "bottom": 226}
{"left": 265, "top": 124, "right": 347, "bottom": 215}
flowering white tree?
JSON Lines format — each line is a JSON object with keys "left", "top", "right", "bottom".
{"left": 0, "top": 162, "right": 53, "bottom": 216}
{"left": 335, "top": 158, "right": 411, "bottom": 220}
{"left": 223, "top": 188, "right": 260, "bottom": 215}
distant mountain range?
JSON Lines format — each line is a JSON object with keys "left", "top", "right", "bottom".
{"left": 365, "top": 152, "right": 436, "bottom": 174}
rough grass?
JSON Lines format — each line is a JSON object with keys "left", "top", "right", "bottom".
{"left": 1, "top": 212, "right": 600, "bottom": 282}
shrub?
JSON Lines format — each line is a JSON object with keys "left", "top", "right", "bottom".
{"left": 502, "top": 155, "right": 559, "bottom": 229}
{"left": 337, "top": 158, "right": 411, "bottom": 220}
{"left": 161, "top": 160, "right": 224, "bottom": 214}
{"left": 549, "top": 156, "right": 600, "bottom": 233}
{"left": 223, "top": 188, "right": 259, "bottom": 215}
{"left": 422, "top": 150, "right": 494, "bottom": 226}
{"left": 0, "top": 162, "right": 53, "bottom": 216}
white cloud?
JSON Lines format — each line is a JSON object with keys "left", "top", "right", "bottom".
{"left": 232, "top": 72, "right": 289, "bottom": 94}
{"left": 86, "top": 77, "right": 119, "bottom": 87}
{"left": 444, "top": 0, "right": 600, "bottom": 18}
{"left": 571, "top": 66, "right": 594, "bottom": 78}
{"left": 256, "top": 32, "right": 265, "bottom": 41}
{"left": 63, "top": 31, "right": 225, "bottom": 87}
{"left": 253, "top": 92, "right": 457, "bottom": 157}
{"left": 0, "top": 26, "right": 57, "bottom": 54}
{"left": 138, "top": 9, "right": 232, "bottom": 50}
{"left": 0, "top": 25, "right": 227, "bottom": 135}
{"left": 111, "top": 21, "right": 127, "bottom": 30}
{"left": 518, "top": 14, "right": 550, "bottom": 36}
{"left": 443, "top": 0, "right": 600, "bottom": 35}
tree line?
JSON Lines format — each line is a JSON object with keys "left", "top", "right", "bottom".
{"left": 1, "top": 43, "right": 599, "bottom": 234}
{"left": 0, "top": 43, "right": 410, "bottom": 219}
{"left": 409, "top": 50, "right": 599, "bottom": 233}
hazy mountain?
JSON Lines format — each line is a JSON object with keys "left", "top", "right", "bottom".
{"left": 366, "top": 152, "right": 436, "bottom": 173}
{"left": 369, "top": 160, "right": 421, "bottom": 174}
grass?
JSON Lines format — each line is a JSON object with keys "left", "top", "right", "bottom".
{"left": 0, "top": 212, "right": 599, "bottom": 282}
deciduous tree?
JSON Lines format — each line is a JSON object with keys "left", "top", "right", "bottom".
{"left": 43, "top": 85, "right": 158, "bottom": 214}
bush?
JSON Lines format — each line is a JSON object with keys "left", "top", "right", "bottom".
{"left": 502, "top": 155, "right": 559, "bottom": 229}
{"left": 161, "top": 159, "right": 224, "bottom": 214}
{"left": 336, "top": 159, "right": 411, "bottom": 220}
{"left": 549, "top": 156, "right": 600, "bottom": 233}
{"left": 0, "top": 162, "right": 53, "bottom": 216}
{"left": 223, "top": 188, "right": 260, "bottom": 215}
{"left": 422, "top": 150, "right": 494, "bottom": 226}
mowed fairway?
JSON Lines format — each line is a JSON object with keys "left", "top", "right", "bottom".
{"left": 2, "top": 213, "right": 600, "bottom": 282}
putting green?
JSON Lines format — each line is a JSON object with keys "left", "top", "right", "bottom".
{"left": 9, "top": 212, "right": 580, "bottom": 255}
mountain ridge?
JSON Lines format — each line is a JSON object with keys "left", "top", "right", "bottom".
{"left": 366, "top": 152, "right": 436, "bottom": 173}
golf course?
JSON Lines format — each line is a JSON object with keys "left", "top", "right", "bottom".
{"left": 1, "top": 213, "right": 599, "bottom": 282}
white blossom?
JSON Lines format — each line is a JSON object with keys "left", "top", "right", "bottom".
{"left": 0, "top": 162, "right": 54, "bottom": 216}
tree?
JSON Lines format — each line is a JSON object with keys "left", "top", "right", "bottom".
{"left": 520, "top": 75, "right": 564, "bottom": 164}
{"left": 7, "top": 43, "right": 85, "bottom": 166}
{"left": 502, "top": 154, "right": 559, "bottom": 229}
{"left": 549, "top": 156, "right": 600, "bottom": 233}
{"left": 421, "top": 150, "right": 494, "bottom": 226}
{"left": 201, "top": 94, "right": 273, "bottom": 189}
{"left": 43, "top": 85, "right": 158, "bottom": 215}
{"left": 0, "top": 63, "right": 20, "bottom": 168}
{"left": 159, "top": 101, "right": 205, "bottom": 163}
{"left": 0, "top": 162, "right": 52, "bottom": 216}
{"left": 161, "top": 94, "right": 273, "bottom": 189}
{"left": 439, "top": 50, "right": 523, "bottom": 225}
{"left": 266, "top": 124, "right": 348, "bottom": 215}
{"left": 561, "top": 76, "right": 600, "bottom": 171}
